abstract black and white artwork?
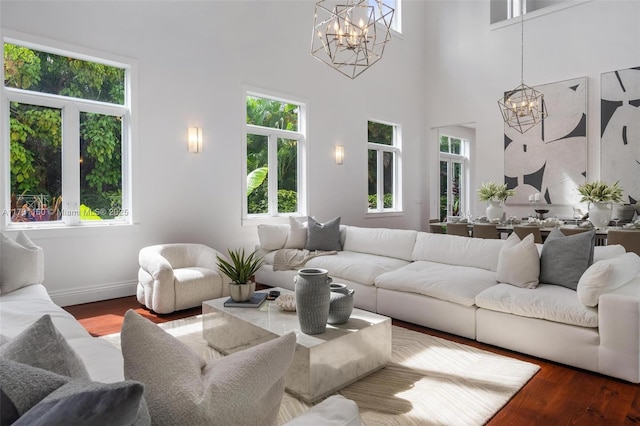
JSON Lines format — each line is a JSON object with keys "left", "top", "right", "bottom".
{"left": 504, "top": 77, "right": 587, "bottom": 205}
{"left": 601, "top": 66, "right": 640, "bottom": 205}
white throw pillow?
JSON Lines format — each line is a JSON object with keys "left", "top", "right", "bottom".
{"left": 121, "top": 310, "right": 296, "bottom": 426}
{"left": 0, "top": 231, "right": 44, "bottom": 294}
{"left": 284, "top": 216, "right": 307, "bottom": 249}
{"left": 577, "top": 252, "right": 640, "bottom": 306}
{"left": 496, "top": 233, "right": 540, "bottom": 289}
{"left": 257, "top": 224, "right": 289, "bottom": 251}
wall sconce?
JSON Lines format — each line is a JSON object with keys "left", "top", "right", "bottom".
{"left": 335, "top": 145, "right": 344, "bottom": 165}
{"left": 188, "top": 127, "right": 203, "bottom": 153}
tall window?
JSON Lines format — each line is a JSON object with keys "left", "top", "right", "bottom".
{"left": 245, "top": 93, "right": 305, "bottom": 217}
{"left": 2, "top": 41, "right": 130, "bottom": 227}
{"left": 439, "top": 135, "right": 468, "bottom": 221}
{"left": 368, "top": 120, "right": 401, "bottom": 213}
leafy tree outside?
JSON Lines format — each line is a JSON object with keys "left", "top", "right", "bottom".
{"left": 4, "top": 43, "right": 125, "bottom": 221}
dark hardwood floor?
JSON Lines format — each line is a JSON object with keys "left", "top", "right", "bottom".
{"left": 64, "top": 296, "right": 640, "bottom": 425}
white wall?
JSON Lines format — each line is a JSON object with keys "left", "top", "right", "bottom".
{"left": 423, "top": 0, "right": 640, "bottom": 220}
{"left": 0, "top": 1, "right": 427, "bottom": 305}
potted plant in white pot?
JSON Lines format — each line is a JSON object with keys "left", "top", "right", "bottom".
{"left": 216, "top": 248, "right": 264, "bottom": 302}
{"left": 577, "top": 180, "right": 623, "bottom": 229}
{"left": 477, "top": 181, "right": 515, "bottom": 221}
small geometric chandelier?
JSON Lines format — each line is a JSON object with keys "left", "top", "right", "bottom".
{"left": 311, "top": 0, "right": 395, "bottom": 79}
{"left": 497, "top": 0, "right": 548, "bottom": 134}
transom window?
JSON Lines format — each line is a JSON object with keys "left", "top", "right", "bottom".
{"left": 2, "top": 40, "right": 131, "bottom": 228}
{"left": 245, "top": 93, "right": 306, "bottom": 218}
{"left": 367, "top": 120, "right": 401, "bottom": 213}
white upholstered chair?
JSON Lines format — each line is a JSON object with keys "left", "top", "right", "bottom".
{"left": 137, "top": 244, "right": 231, "bottom": 314}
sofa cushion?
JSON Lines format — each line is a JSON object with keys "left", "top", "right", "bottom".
{"left": 577, "top": 252, "right": 640, "bottom": 307}
{"left": 0, "top": 358, "right": 147, "bottom": 426}
{"left": 496, "top": 233, "right": 540, "bottom": 289}
{"left": 475, "top": 283, "right": 598, "bottom": 327}
{"left": 375, "top": 261, "right": 498, "bottom": 307}
{"left": 0, "top": 231, "right": 44, "bottom": 294}
{"left": 593, "top": 244, "right": 626, "bottom": 263}
{"left": 257, "top": 224, "right": 289, "bottom": 251}
{"left": 282, "top": 395, "right": 361, "bottom": 426}
{"left": 306, "top": 251, "right": 409, "bottom": 286}
{"left": 0, "top": 315, "right": 90, "bottom": 380}
{"left": 412, "top": 233, "right": 504, "bottom": 272}
{"left": 306, "top": 217, "right": 342, "bottom": 251}
{"left": 121, "top": 310, "right": 295, "bottom": 426}
{"left": 285, "top": 216, "right": 308, "bottom": 249}
{"left": 540, "top": 228, "right": 595, "bottom": 290}
{"left": 0, "top": 284, "right": 91, "bottom": 341}
{"left": 342, "top": 226, "right": 417, "bottom": 261}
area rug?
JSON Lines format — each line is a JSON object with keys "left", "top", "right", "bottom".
{"left": 101, "top": 315, "right": 539, "bottom": 425}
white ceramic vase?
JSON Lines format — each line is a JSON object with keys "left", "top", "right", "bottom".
{"left": 486, "top": 201, "right": 503, "bottom": 222}
{"left": 588, "top": 202, "right": 612, "bottom": 229}
{"left": 228, "top": 281, "right": 255, "bottom": 302}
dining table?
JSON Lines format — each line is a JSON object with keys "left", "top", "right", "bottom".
{"left": 434, "top": 221, "right": 619, "bottom": 245}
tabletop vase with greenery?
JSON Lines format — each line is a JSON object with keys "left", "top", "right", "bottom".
{"left": 577, "top": 180, "right": 623, "bottom": 229}
{"left": 477, "top": 182, "right": 515, "bottom": 221}
{"left": 216, "top": 248, "right": 264, "bottom": 302}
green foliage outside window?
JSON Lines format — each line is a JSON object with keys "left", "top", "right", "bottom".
{"left": 246, "top": 96, "right": 300, "bottom": 215}
{"left": 4, "top": 43, "right": 125, "bottom": 220}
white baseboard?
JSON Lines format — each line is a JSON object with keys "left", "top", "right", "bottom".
{"left": 50, "top": 280, "right": 138, "bottom": 307}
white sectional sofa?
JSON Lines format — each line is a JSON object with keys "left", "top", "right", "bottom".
{"left": 255, "top": 223, "right": 640, "bottom": 383}
{"left": 0, "top": 231, "right": 361, "bottom": 425}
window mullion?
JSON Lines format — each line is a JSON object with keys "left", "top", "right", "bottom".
{"left": 61, "top": 105, "right": 80, "bottom": 225}
{"left": 268, "top": 134, "right": 278, "bottom": 215}
{"left": 377, "top": 149, "right": 384, "bottom": 210}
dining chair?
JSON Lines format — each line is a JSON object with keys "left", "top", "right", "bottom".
{"left": 606, "top": 230, "right": 640, "bottom": 256}
{"left": 512, "top": 225, "right": 543, "bottom": 244}
{"left": 560, "top": 227, "right": 591, "bottom": 236}
{"left": 472, "top": 224, "right": 499, "bottom": 239}
{"left": 446, "top": 223, "right": 470, "bottom": 237}
{"left": 429, "top": 223, "right": 446, "bottom": 234}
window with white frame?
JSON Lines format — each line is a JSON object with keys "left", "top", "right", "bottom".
{"left": 439, "top": 134, "right": 469, "bottom": 221}
{"left": 2, "top": 40, "right": 131, "bottom": 228}
{"left": 368, "top": 120, "right": 401, "bottom": 213}
{"left": 374, "top": 0, "right": 401, "bottom": 33}
{"left": 245, "top": 93, "right": 305, "bottom": 217}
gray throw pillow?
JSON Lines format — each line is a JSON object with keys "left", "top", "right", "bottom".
{"left": 305, "top": 216, "right": 342, "bottom": 251}
{"left": 0, "top": 314, "right": 89, "bottom": 379}
{"left": 539, "top": 228, "right": 596, "bottom": 290}
{"left": 121, "top": 310, "right": 296, "bottom": 426}
{"left": 0, "top": 358, "right": 147, "bottom": 426}
{"left": 0, "top": 315, "right": 90, "bottom": 379}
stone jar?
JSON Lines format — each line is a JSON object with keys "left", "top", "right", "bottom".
{"left": 328, "top": 284, "right": 355, "bottom": 325}
{"left": 294, "top": 268, "right": 332, "bottom": 335}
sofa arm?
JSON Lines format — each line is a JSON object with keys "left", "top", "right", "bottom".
{"left": 282, "top": 395, "right": 361, "bottom": 426}
{"left": 195, "top": 246, "right": 233, "bottom": 297}
{"left": 598, "top": 277, "right": 640, "bottom": 383}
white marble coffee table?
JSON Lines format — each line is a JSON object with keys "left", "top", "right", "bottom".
{"left": 202, "top": 287, "right": 391, "bottom": 403}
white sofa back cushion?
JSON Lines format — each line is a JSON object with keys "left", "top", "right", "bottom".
{"left": 412, "top": 233, "right": 504, "bottom": 272}
{"left": 257, "top": 224, "right": 289, "bottom": 251}
{"left": 577, "top": 252, "right": 640, "bottom": 307}
{"left": 342, "top": 226, "right": 417, "bottom": 261}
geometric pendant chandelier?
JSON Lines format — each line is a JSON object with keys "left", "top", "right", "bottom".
{"left": 497, "top": 0, "right": 548, "bottom": 133}
{"left": 311, "top": 0, "right": 395, "bottom": 79}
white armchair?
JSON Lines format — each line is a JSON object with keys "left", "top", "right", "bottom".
{"left": 137, "top": 244, "right": 231, "bottom": 314}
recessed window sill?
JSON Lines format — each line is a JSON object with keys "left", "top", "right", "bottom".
{"left": 1, "top": 222, "right": 139, "bottom": 239}
{"left": 365, "top": 210, "right": 404, "bottom": 219}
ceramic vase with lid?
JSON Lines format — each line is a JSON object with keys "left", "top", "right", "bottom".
{"left": 294, "top": 268, "right": 332, "bottom": 335}
{"left": 328, "top": 283, "right": 354, "bottom": 325}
